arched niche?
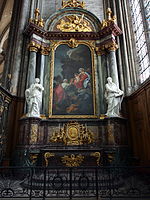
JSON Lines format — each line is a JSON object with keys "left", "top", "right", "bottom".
{"left": 45, "top": 8, "right": 101, "bottom": 32}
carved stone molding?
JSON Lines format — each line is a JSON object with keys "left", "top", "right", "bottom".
{"left": 24, "top": 22, "right": 122, "bottom": 40}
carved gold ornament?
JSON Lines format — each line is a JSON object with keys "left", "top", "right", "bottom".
{"left": 61, "top": 154, "right": 84, "bottom": 167}
{"left": 30, "top": 124, "right": 38, "bottom": 144}
{"left": 97, "top": 40, "right": 118, "bottom": 53}
{"left": 108, "top": 153, "right": 115, "bottom": 163}
{"left": 28, "top": 41, "right": 41, "bottom": 52}
{"left": 44, "top": 152, "right": 55, "bottom": 167}
{"left": 29, "top": 8, "right": 45, "bottom": 28}
{"left": 30, "top": 154, "right": 38, "bottom": 164}
{"left": 100, "top": 8, "right": 116, "bottom": 30}
{"left": 90, "top": 152, "right": 101, "bottom": 166}
{"left": 68, "top": 38, "right": 79, "bottom": 48}
{"left": 57, "top": 14, "right": 92, "bottom": 32}
{"left": 105, "top": 41, "right": 118, "bottom": 51}
{"left": 50, "top": 122, "right": 94, "bottom": 145}
{"left": 62, "top": 0, "right": 85, "bottom": 9}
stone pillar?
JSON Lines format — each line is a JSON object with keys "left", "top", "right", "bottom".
{"left": 27, "top": 50, "right": 37, "bottom": 89}
{"left": 107, "top": 42, "right": 119, "bottom": 87}
{"left": 96, "top": 48, "right": 108, "bottom": 114}
{"left": 2, "top": 0, "right": 31, "bottom": 94}
{"left": 40, "top": 54, "right": 45, "bottom": 86}
{"left": 40, "top": 46, "right": 50, "bottom": 115}
{"left": 30, "top": 0, "right": 36, "bottom": 18}
{"left": 116, "top": 0, "right": 132, "bottom": 94}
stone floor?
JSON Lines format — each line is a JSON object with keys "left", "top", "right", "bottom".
{"left": 1, "top": 198, "right": 150, "bottom": 200}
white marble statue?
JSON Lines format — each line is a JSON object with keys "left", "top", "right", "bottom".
{"left": 105, "top": 77, "right": 124, "bottom": 117}
{"left": 25, "top": 78, "right": 44, "bottom": 118}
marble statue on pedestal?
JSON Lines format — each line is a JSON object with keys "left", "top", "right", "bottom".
{"left": 105, "top": 77, "right": 124, "bottom": 117}
{"left": 25, "top": 78, "right": 44, "bottom": 118}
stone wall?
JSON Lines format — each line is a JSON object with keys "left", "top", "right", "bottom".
{"left": 41, "top": 0, "right": 104, "bottom": 21}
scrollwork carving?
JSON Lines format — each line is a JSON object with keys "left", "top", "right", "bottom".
{"left": 44, "top": 152, "right": 55, "bottom": 167}
{"left": 61, "top": 154, "right": 84, "bottom": 167}
{"left": 90, "top": 152, "right": 101, "bottom": 166}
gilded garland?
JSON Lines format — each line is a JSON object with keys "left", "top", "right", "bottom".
{"left": 50, "top": 122, "right": 94, "bottom": 145}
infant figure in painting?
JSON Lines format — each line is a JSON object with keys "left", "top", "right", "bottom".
{"left": 25, "top": 78, "right": 44, "bottom": 118}
{"left": 105, "top": 77, "right": 124, "bottom": 117}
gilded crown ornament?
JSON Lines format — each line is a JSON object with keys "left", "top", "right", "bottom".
{"left": 62, "top": 0, "right": 85, "bottom": 8}
{"left": 100, "top": 8, "right": 116, "bottom": 30}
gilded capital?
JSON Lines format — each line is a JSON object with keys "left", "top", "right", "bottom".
{"left": 105, "top": 41, "right": 118, "bottom": 52}
{"left": 41, "top": 46, "right": 50, "bottom": 55}
{"left": 95, "top": 47, "right": 106, "bottom": 56}
{"left": 28, "top": 41, "right": 40, "bottom": 52}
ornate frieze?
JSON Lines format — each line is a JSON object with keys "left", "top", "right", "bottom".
{"left": 62, "top": 0, "right": 85, "bottom": 9}
{"left": 50, "top": 122, "right": 94, "bottom": 145}
{"left": 61, "top": 154, "right": 84, "bottom": 167}
{"left": 24, "top": 22, "right": 122, "bottom": 40}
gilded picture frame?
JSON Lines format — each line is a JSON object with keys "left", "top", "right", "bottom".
{"left": 49, "top": 39, "right": 97, "bottom": 118}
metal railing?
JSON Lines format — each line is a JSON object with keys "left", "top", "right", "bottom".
{"left": 0, "top": 86, "right": 12, "bottom": 164}
{"left": 0, "top": 166, "right": 150, "bottom": 199}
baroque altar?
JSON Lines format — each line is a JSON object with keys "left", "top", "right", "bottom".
{"left": 14, "top": 0, "right": 129, "bottom": 167}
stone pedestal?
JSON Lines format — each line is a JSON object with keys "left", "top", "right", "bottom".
{"left": 14, "top": 117, "right": 129, "bottom": 167}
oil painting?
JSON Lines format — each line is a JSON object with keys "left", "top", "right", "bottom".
{"left": 51, "top": 44, "right": 95, "bottom": 117}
